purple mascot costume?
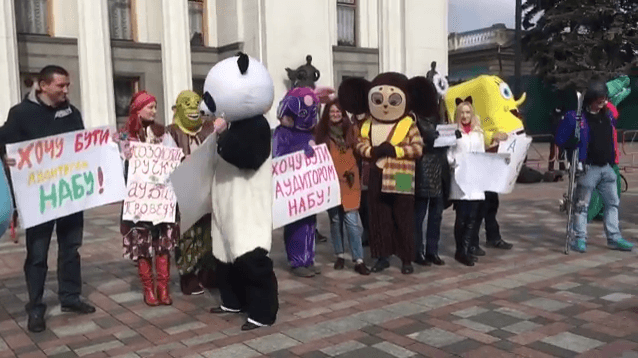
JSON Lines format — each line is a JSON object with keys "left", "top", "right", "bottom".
{"left": 273, "top": 87, "right": 321, "bottom": 277}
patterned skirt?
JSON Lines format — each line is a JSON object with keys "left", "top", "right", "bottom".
{"left": 122, "top": 220, "right": 179, "bottom": 261}
{"left": 175, "top": 215, "right": 212, "bottom": 275}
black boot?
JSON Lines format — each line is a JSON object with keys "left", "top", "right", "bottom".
{"left": 454, "top": 218, "right": 474, "bottom": 266}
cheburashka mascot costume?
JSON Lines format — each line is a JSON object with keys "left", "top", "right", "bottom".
{"left": 199, "top": 53, "right": 278, "bottom": 331}
{"left": 338, "top": 73, "right": 436, "bottom": 274}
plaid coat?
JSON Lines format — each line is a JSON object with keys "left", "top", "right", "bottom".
{"left": 355, "top": 115, "right": 424, "bottom": 195}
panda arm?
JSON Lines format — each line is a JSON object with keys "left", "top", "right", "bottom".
{"left": 217, "top": 115, "right": 272, "bottom": 170}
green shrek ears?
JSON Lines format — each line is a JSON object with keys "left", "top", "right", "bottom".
{"left": 174, "top": 90, "right": 203, "bottom": 135}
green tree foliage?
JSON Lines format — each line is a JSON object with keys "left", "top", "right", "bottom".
{"left": 522, "top": 0, "right": 638, "bottom": 90}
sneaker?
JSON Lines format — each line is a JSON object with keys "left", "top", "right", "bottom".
{"left": 608, "top": 238, "right": 634, "bottom": 252}
{"left": 571, "top": 239, "right": 587, "bottom": 253}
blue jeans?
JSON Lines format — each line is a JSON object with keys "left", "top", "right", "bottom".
{"left": 328, "top": 207, "right": 364, "bottom": 261}
{"left": 415, "top": 196, "right": 444, "bottom": 259}
{"left": 574, "top": 164, "right": 621, "bottom": 243}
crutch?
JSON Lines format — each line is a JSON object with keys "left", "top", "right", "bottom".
{"left": 563, "top": 91, "right": 584, "bottom": 254}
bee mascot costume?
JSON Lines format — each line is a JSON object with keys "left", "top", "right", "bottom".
{"left": 338, "top": 73, "right": 437, "bottom": 274}
{"left": 196, "top": 53, "right": 278, "bottom": 331}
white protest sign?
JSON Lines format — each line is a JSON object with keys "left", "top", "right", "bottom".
{"left": 272, "top": 144, "right": 341, "bottom": 229}
{"left": 456, "top": 152, "right": 511, "bottom": 194}
{"left": 6, "top": 127, "right": 126, "bottom": 229}
{"left": 497, "top": 133, "right": 532, "bottom": 194}
{"left": 122, "top": 142, "right": 184, "bottom": 225}
{"left": 434, "top": 124, "right": 458, "bottom": 147}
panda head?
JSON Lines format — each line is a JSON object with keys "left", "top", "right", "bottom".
{"left": 200, "top": 52, "right": 274, "bottom": 122}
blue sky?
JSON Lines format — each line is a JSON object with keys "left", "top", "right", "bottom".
{"left": 449, "top": 0, "right": 516, "bottom": 33}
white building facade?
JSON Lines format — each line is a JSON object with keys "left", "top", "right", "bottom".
{"left": 1, "top": 0, "right": 448, "bottom": 128}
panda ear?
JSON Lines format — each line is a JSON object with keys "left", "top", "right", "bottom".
{"left": 407, "top": 76, "right": 438, "bottom": 118}
{"left": 203, "top": 91, "right": 217, "bottom": 114}
{"left": 338, "top": 77, "right": 371, "bottom": 115}
{"left": 237, "top": 52, "right": 249, "bottom": 75}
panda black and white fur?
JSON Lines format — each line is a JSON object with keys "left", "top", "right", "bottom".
{"left": 200, "top": 53, "right": 278, "bottom": 330}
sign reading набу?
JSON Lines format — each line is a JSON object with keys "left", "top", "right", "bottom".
{"left": 122, "top": 142, "right": 184, "bottom": 225}
{"left": 6, "top": 127, "right": 126, "bottom": 229}
{"left": 272, "top": 144, "right": 341, "bottom": 229}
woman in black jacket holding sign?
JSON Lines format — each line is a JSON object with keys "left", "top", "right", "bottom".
{"left": 413, "top": 108, "right": 450, "bottom": 267}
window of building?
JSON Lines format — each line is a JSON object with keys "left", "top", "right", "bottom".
{"left": 337, "top": 0, "right": 356, "bottom": 46}
{"left": 15, "top": 0, "right": 49, "bottom": 35}
{"left": 189, "top": 0, "right": 205, "bottom": 46}
{"left": 108, "top": 0, "right": 133, "bottom": 40}
{"left": 114, "top": 76, "right": 140, "bottom": 128}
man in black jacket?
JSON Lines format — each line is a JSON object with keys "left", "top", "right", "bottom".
{"left": 0, "top": 65, "right": 95, "bottom": 333}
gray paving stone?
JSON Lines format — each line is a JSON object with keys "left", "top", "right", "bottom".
{"left": 164, "top": 321, "right": 207, "bottom": 335}
{"left": 284, "top": 326, "right": 335, "bottom": 343}
{"left": 181, "top": 332, "right": 226, "bottom": 347}
{"left": 453, "top": 319, "right": 496, "bottom": 333}
{"left": 408, "top": 327, "right": 465, "bottom": 348}
{"left": 502, "top": 320, "right": 542, "bottom": 334}
{"left": 320, "top": 340, "right": 366, "bottom": 357}
{"left": 336, "top": 346, "right": 395, "bottom": 358}
{"left": 464, "top": 283, "right": 505, "bottom": 295}
{"left": 451, "top": 306, "right": 489, "bottom": 318}
{"left": 372, "top": 341, "right": 416, "bottom": 358}
{"left": 470, "top": 311, "right": 523, "bottom": 328}
{"left": 52, "top": 321, "right": 100, "bottom": 338}
{"left": 306, "top": 292, "right": 339, "bottom": 302}
{"left": 245, "top": 333, "right": 300, "bottom": 354}
{"left": 318, "top": 316, "right": 369, "bottom": 333}
{"left": 136, "top": 343, "right": 185, "bottom": 356}
{"left": 438, "top": 289, "right": 481, "bottom": 302}
{"left": 74, "top": 340, "right": 124, "bottom": 356}
{"left": 522, "top": 297, "right": 571, "bottom": 312}
{"left": 201, "top": 343, "right": 261, "bottom": 358}
{"left": 494, "top": 306, "right": 535, "bottom": 319}
{"left": 601, "top": 293, "right": 634, "bottom": 302}
{"left": 352, "top": 308, "right": 404, "bottom": 324}
{"left": 412, "top": 295, "right": 455, "bottom": 309}
{"left": 136, "top": 305, "right": 180, "bottom": 320}
{"left": 542, "top": 332, "right": 604, "bottom": 353}
{"left": 383, "top": 302, "right": 430, "bottom": 316}
{"left": 110, "top": 291, "right": 144, "bottom": 304}
{"left": 552, "top": 282, "right": 581, "bottom": 290}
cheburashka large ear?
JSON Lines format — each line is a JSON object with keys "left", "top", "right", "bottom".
{"left": 407, "top": 76, "right": 438, "bottom": 118}
{"left": 338, "top": 77, "right": 371, "bottom": 115}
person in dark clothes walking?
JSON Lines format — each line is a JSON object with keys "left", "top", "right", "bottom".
{"left": 0, "top": 65, "right": 96, "bottom": 333}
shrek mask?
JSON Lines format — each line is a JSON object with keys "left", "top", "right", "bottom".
{"left": 174, "top": 90, "right": 203, "bottom": 134}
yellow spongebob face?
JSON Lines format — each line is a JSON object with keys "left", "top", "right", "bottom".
{"left": 444, "top": 75, "right": 526, "bottom": 135}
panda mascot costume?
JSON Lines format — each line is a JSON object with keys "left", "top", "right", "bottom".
{"left": 180, "top": 53, "right": 278, "bottom": 331}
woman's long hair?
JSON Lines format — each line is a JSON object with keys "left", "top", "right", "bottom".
{"left": 315, "top": 100, "right": 357, "bottom": 148}
{"left": 454, "top": 102, "right": 482, "bottom": 133}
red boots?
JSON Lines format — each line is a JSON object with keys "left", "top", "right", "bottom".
{"left": 137, "top": 258, "right": 159, "bottom": 306}
{"left": 137, "top": 255, "right": 172, "bottom": 306}
{"left": 155, "top": 254, "right": 173, "bottom": 305}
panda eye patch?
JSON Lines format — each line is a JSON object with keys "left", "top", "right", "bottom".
{"left": 388, "top": 93, "right": 403, "bottom": 106}
{"left": 371, "top": 92, "right": 384, "bottom": 105}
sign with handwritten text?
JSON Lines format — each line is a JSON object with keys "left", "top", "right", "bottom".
{"left": 6, "top": 127, "right": 126, "bottom": 229}
{"left": 122, "top": 142, "right": 183, "bottom": 225}
{"left": 272, "top": 144, "right": 341, "bottom": 229}
{"left": 497, "top": 132, "right": 532, "bottom": 194}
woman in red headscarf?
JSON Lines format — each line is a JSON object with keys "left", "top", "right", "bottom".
{"left": 116, "top": 91, "right": 179, "bottom": 306}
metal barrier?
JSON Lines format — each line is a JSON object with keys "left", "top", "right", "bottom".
{"left": 526, "top": 134, "right": 570, "bottom": 171}
{"left": 620, "top": 130, "right": 638, "bottom": 172}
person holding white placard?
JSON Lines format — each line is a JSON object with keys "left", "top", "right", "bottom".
{"left": 447, "top": 98, "right": 485, "bottom": 267}
{"left": 0, "top": 65, "right": 95, "bottom": 333}
{"left": 116, "top": 91, "right": 179, "bottom": 307}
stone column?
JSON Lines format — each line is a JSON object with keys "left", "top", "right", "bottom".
{"left": 0, "top": 0, "right": 21, "bottom": 123}
{"left": 77, "top": 0, "right": 116, "bottom": 128}
{"left": 161, "top": 0, "right": 192, "bottom": 123}
{"left": 378, "top": 0, "right": 405, "bottom": 73}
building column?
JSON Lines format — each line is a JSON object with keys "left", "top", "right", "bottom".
{"left": 77, "top": 0, "right": 116, "bottom": 128}
{"left": 0, "top": 0, "right": 21, "bottom": 123}
{"left": 378, "top": 0, "right": 405, "bottom": 73}
{"left": 161, "top": 0, "right": 192, "bottom": 123}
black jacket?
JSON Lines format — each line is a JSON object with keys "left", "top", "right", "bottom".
{"left": 0, "top": 91, "right": 84, "bottom": 153}
{"left": 414, "top": 114, "right": 450, "bottom": 201}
